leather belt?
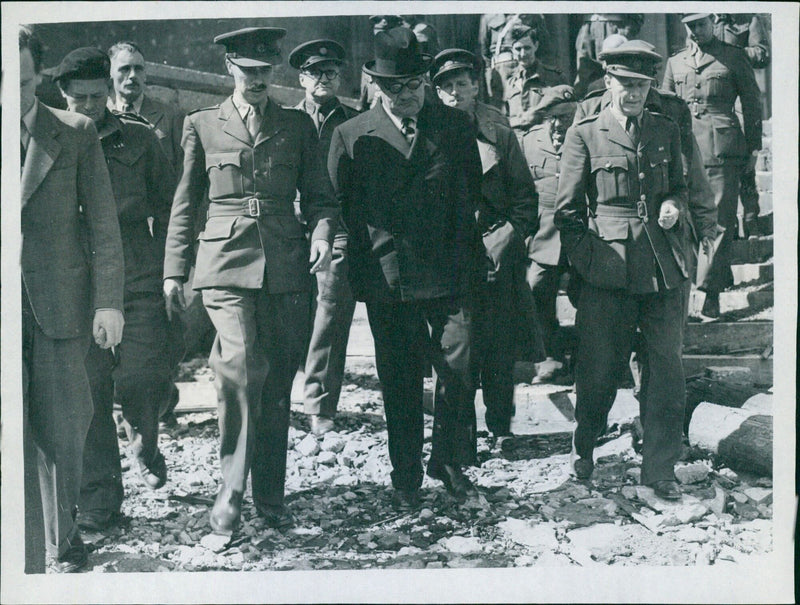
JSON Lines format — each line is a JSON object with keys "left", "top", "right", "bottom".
{"left": 206, "top": 198, "right": 294, "bottom": 219}
{"left": 538, "top": 197, "right": 556, "bottom": 210}
{"left": 594, "top": 202, "right": 648, "bottom": 222}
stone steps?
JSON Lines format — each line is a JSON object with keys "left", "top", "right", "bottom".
{"left": 732, "top": 261, "right": 773, "bottom": 286}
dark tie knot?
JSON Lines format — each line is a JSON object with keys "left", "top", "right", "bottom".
{"left": 401, "top": 117, "right": 415, "bottom": 137}
{"left": 626, "top": 117, "right": 640, "bottom": 144}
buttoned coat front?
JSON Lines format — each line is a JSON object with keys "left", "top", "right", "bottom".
{"left": 328, "top": 101, "right": 483, "bottom": 302}
{"left": 163, "top": 96, "right": 338, "bottom": 293}
{"left": 554, "top": 108, "right": 689, "bottom": 294}
{"left": 663, "top": 38, "right": 762, "bottom": 166}
{"left": 21, "top": 103, "right": 124, "bottom": 338}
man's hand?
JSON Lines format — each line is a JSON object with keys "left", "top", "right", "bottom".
{"left": 309, "top": 239, "right": 331, "bottom": 274}
{"left": 658, "top": 200, "right": 680, "bottom": 230}
{"left": 163, "top": 278, "right": 186, "bottom": 321}
{"left": 700, "top": 236, "right": 715, "bottom": 257}
{"left": 93, "top": 308, "right": 124, "bottom": 349}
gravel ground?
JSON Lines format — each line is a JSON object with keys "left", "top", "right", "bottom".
{"left": 81, "top": 357, "right": 773, "bottom": 573}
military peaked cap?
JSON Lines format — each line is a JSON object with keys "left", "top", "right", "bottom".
{"left": 288, "top": 39, "right": 346, "bottom": 71}
{"left": 599, "top": 39, "right": 662, "bottom": 80}
{"left": 430, "top": 49, "right": 478, "bottom": 84}
{"left": 681, "top": 13, "right": 712, "bottom": 23}
{"left": 214, "top": 27, "right": 286, "bottom": 67}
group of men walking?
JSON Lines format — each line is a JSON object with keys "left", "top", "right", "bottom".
{"left": 19, "top": 11, "right": 765, "bottom": 573}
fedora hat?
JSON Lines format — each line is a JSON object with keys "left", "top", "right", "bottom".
{"left": 363, "top": 27, "right": 433, "bottom": 79}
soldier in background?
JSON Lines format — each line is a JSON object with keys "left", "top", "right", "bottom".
{"left": 358, "top": 15, "right": 404, "bottom": 112}
{"left": 401, "top": 15, "right": 440, "bottom": 55}
{"left": 289, "top": 39, "right": 359, "bottom": 436}
{"left": 51, "top": 48, "right": 175, "bottom": 532}
{"left": 663, "top": 14, "right": 762, "bottom": 318}
{"left": 521, "top": 85, "right": 577, "bottom": 383}
{"left": 163, "top": 27, "right": 338, "bottom": 533}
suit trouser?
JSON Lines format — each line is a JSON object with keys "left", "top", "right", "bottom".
{"left": 80, "top": 293, "right": 171, "bottom": 514}
{"left": 22, "top": 293, "right": 92, "bottom": 560}
{"left": 700, "top": 163, "right": 742, "bottom": 294}
{"left": 202, "top": 287, "right": 309, "bottom": 507}
{"left": 527, "top": 258, "right": 569, "bottom": 361}
{"left": 473, "top": 281, "right": 517, "bottom": 436}
{"left": 365, "top": 297, "right": 476, "bottom": 491}
{"left": 573, "top": 282, "right": 686, "bottom": 485}
{"left": 303, "top": 242, "right": 357, "bottom": 417}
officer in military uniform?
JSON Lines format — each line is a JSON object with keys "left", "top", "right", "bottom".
{"left": 431, "top": 48, "right": 539, "bottom": 444}
{"left": 288, "top": 39, "right": 359, "bottom": 436}
{"left": 503, "top": 25, "right": 567, "bottom": 137}
{"left": 163, "top": 28, "right": 338, "bottom": 533}
{"left": 521, "top": 85, "right": 577, "bottom": 383}
{"left": 51, "top": 48, "right": 176, "bottom": 532}
{"left": 554, "top": 44, "right": 690, "bottom": 500}
{"left": 663, "top": 14, "right": 762, "bottom": 318}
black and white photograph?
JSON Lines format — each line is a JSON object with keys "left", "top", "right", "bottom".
{"left": 1, "top": 2, "right": 796, "bottom": 603}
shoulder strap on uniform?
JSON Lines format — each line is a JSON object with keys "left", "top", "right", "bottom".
{"left": 187, "top": 105, "right": 219, "bottom": 116}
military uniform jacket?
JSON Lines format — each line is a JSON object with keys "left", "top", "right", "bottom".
{"left": 101, "top": 111, "right": 175, "bottom": 294}
{"left": 713, "top": 14, "right": 770, "bottom": 68}
{"left": 139, "top": 95, "right": 186, "bottom": 175}
{"left": 554, "top": 108, "right": 689, "bottom": 294}
{"left": 575, "top": 88, "right": 719, "bottom": 245}
{"left": 328, "top": 101, "right": 482, "bottom": 302}
{"left": 473, "top": 103, "right": 538, "bottom": 283}
{"left": 21, "top": 102, "right": 124, "bottom": 338}
{"left": 663, "top": 38, "right": 762, "bottom": 166}
{"left": 522, "top": 123, "right": 564, "bottom": 266}
{"left": 504, "top": 61, "right": 567, "bottom": 132}
{"left": 164, "top": 96, "right": 338, "bottom": 292}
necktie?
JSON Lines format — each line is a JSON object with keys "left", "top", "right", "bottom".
{"left": 401, "top": 117, "right": 416, "bottom": 142}
{"left": 246, "top": 104, "right": 262, "bottom": 140}
{"left": 626, "top": 117, "right": 640, "bottom": 147}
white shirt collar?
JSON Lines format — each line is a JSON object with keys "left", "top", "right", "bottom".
{"left": 109, "top": 93, "right": 144, "bottom": 114}
{"left": 379, "top": 97, "right": 417, "bottom": 135}
{"left": 232, "top": 91, "right": 268, "bottom": 121}
{"left": 608, "top": 104, "right": 642, "bottom": 131}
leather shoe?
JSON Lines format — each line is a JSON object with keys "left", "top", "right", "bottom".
{"left": 427, "top": 461, "right": 477, "bottom": 500}
{"left": 310, "top": 414, "right": 335, "bottom": 436}
{"left": 391, "top": 488, "right": 421, "bottom": 512}
{"left": 210, "top": 487, "right": 243, "bottom": 533}
{"left": 570, "top": 436, "right": 594, "bottom": 480}
{"left": 77, "top": 509, "right": 125, "bottom": 532}
{"left": 138, "top": 452, "right": 167, "bottom": 489}
{"left": 47, "top": 535, "right": 88, "bottom": 573}
{"left": 650, "top": 480, "right": 682, "bottom": 500}
{"left": 255, "top": 503, "right": 295, "bottom": 530}
{"left": 701, "top": 293, "right": 720, "bottom": 319}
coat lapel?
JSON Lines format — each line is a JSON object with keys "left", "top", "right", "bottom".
{"left": 364, "top": 104, "right": 411, "bottom": 157}
{"left": 218, "top": 96, "right": 253, "bottom": 146}
{"left": 254, "top": 99, "right": 285, "bottom": 147}
{"left": 140, "top": 95, "right": 165, "bottom": 129}
{"left": 22, "top": 103, "right": 62, "bottom": 206}
{"left": 598, "top": 108, "right": 636, "bottom": 151}
{"left": 639, "top": 111, "right": 658, "bottom": 151}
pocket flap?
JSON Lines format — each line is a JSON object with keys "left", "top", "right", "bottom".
{"left": 591, "top": 216, "right": 629, "bottom": 241}
{"left": 205, "top": 151, "right": 242, "bottom": 171}
{"left": 198, "top": 217, "right": 236, "bottom": 241}
{"left": 106, "top": 144, "right": 146, "bottom": 166}
{"left": 649, "top": 148, "right": 670, "bottom": 167}
{"left": 591, "top": 155, "right": 627, "bottom": 172}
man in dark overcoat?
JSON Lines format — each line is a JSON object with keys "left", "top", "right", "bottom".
{"left": 328, "top": 28, "right": 483, "bottom": 508}
{"left": 554, "top": 43, "right": 690, "bottom": 500}
{"left": 162, "top": 27, "right": 338, "bottom": 533}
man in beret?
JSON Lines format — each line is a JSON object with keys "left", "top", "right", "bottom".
{"left": 520, "top": 85, "right": 578, "bottom": 383}
{"left": 663, "top": 14, "right": 762, "bottom": 318}
{"left": 52, "top": 47, "right": 176, "bottom": 532}
{"left": 20, "top": 29, "right": 125, "bottom": 572}
{"left": 329, "top": 28, "right": 483, "bottom": 508}
{"left": 504, "top": 25, "right": 567, "bottom": 137}
{"left": 163, "top": 27, "right": 338, "bottom": 534}
{"left": 554, "top": 43, "right": 690, "bottom": 500}
{"left": 289, "top": 39, "right": 359, "bottom": 436}
{"left": 431, "top": 48, "right": 539, "bottom": 446}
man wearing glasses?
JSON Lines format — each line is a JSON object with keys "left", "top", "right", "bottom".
{"left": 288, "top": 40, "right": 359, "bottom": 436}
{"left": 328, "top": 28, "right": 484, "bottom": 510}
{"left": 162, "top": 27, "right": 338, "bottom": 535}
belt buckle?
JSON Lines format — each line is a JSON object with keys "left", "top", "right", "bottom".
{"left": 247, "top": 198, "right": 260, "bottom": 217}
{"left": 636, "top": 201, "right": 648, "bottom": 222}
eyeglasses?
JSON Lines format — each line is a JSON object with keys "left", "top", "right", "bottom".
{"left": 378, "top": 77, "right": 424, "bottom": 95}
{"left": 304, "top": 68, "right": 340, "bottom": 82}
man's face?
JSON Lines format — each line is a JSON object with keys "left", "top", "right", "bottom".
{"left": 110, "top": 49, "right": 146, "bottom": 102}
{"left": 686, "top": 17, "right": 715, "bottom": 45}
{"left": 377, "top": 76, "right": 425, "bottom": 118}
{"left": 226, "top": 60, "right": 272, "bottom": 106}
{"left": 298, "top": 60, "right": 341, "bottom": 103}
{"left": 512, "top": 35, "right": 539, "bottom": 68}
{"left": 435, "top": 70, "right": 479, "bottom": 112}
{"left": 61, "top": 78, "right": 110, "bottom": 124}
{"left": 20, "top": 48, "right": 40, "bottom": 116}
{"left": 373, "top": 16, "right": 397, "bottom": 33}
{"left": 544, "top": 103, "right": 576, "bottom": 149}
{"left": 604, "top": 73, "right": 651, "bottom": 117}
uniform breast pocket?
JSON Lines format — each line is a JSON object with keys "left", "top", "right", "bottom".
{"left": 648, "top": 149, "right": 671, "bottom": 193}
{"left": 269, "top": 158, "right": 298, "bottom": 199}
{"left": 704, "top": 70, "right": 732, "bottom": 99}
{"left": 710, "top": 114, "right": 745, "bottom": 158}
{"left": 205, "top": 151, "right": 243, "bottom": 199}
{"left": 590, "top": 155, "right": 629, "bottom": 202}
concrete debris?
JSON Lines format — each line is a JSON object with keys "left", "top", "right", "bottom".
{"left": 674, "top": 461, "right": 711, "bottom": 485}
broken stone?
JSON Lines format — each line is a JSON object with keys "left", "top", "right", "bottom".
{"left": 200, "top": 532, "right": 232, "bottom": 552}
{"left": 674, "top": 527, "right": 709, "bottom": 543}
{"left": 426, "top": 561, "right": 444, "bottom": 568}
{"left": 704, "top": 485, "right": 727, "bottom": 516}
{"left": 316, "top": 467, "right": 336, "bottom": 482}
{"left": 498, "top": 518, "right": 558, "bottom": 549}
{"left": 731, "top": 491, "right": 749, "bottom": 504}
{"left": 621, "top": 486, "right": 638, "bottom": 500}
{"left": 320, "top": 435, "right": 345, "bottom": 453}
{"left": 704, "top": 366, "right": 753, "bottom": 385}
{"left": 567, "top": 524, "right": 628, "bottom": 560}
{"left": 419, "top": 508, "right": 435, "bottom": 523}
{"left": 743, "top": 487, "right": 772, "bottom": 505}
{"left": 296, "top": 435, "right": 321, "bottom": 457}
{"left": 626, "top": 468, "right": 641, "bottom": 482}
{"left": 333, "top": 474, "right": 358, "bottom": 487}
{"left": 317, "top": 451, "right": 337, "bottom": 466}
{"left": 674, "top": 462, "right": 710, "bottom": 485}
{"left": 442, "top": 536, "right": 483, "bottom": 554}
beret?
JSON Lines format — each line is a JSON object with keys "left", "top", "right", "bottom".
{"left": 54, "top": 47, "right": 110, "bottom": 83}
{"left": 533, "top": 85, "right": 577, "bottom": 115}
